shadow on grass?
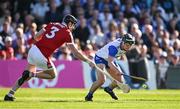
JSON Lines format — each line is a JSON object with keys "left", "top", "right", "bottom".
{"left": 0, "top": 99, "right": 118, "bottom": 103}
{"left": 125, "top": 99, "right": 180, "bottom": 102}
{"left": 41, "top": 99, "right": 84, "bottom": 103}
{"left": 1, "top": 99, "right": 180, "bottom": 103}
{"left": 0, "top": 100, "right": 23, "bottom": 103}
{"left": 40, "top": 99, "right": 118, "bottom": 103}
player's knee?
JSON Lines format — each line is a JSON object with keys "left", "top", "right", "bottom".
{"left": 47, "top": 68, "right": 57, "bottom": 79}
{"left": 50, "top": 74, "right": 56, "bottom": 79}
{"left": 50, "top": 72, "right": 57, "bottom": 79}
{"left": 116, "top": 73, "right": 121, "bottom": 77}
{"left": 97, "top": 78, "right": 105, "bottom": 85}
{"left": 100, "top": 81, "right": 105, "bottom": 85}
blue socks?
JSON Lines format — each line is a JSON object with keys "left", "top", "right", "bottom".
{"left": 87, "top": 92, "right": 93, "bottom": 97}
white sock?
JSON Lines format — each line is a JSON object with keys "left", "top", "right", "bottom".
{"left": 8, "top": 90, "right": 15, "bottom": 97}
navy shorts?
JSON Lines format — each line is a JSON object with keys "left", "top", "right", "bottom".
{"left": 94, "top": 55, "right": 110, "bottom": 68}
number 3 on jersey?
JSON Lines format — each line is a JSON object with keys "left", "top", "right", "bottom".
{"left": 45, "top": 26, "right": 59, "bottom": 38}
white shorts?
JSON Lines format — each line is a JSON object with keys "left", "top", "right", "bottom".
{"left": 27, "top": 45, "right": 56, "bottom": 70}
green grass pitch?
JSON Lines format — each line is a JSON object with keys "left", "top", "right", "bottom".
{"left": 0, "top": 88, "right": 180, "bottom": 109}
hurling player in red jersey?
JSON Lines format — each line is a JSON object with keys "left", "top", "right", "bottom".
{"left": 4, "top": 14, "right": 95, "bottom": 101}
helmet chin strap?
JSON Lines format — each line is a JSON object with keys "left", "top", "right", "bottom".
{"left": 120, "top": 42, "right": 127, "bottom": 51}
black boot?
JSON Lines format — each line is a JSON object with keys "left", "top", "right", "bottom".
{"left": 104, "top": 87, "right": 118, "bottom": 100}
{"left": 85, "top": 94, "right": 93, "bottom": 101}
{"left": 4, "top": 94, "right": 15, "bottom": 101}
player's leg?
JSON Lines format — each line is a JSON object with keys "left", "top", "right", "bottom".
{"left": 85, "top": 64, "right": 106, "bottom": 101}
{"left": 32, "top": 69, "right": 56, "bottom": 79}
{"left": 30, "top": 60, "right": 57, "bottom": 79}
{"left": 4, "top": 61, "right": 56, "bottom": 101}
{"left": 103, "top": 68, "right": 119, "bottom": 100}
{"left": 4, "top": 63, "right": 56, "bottom": 101}
{"left": 4, "top": 47, "right": 38, "bottom": 101}
{"left": 104, "top": 63, "right": 130, "bottom": 98}
{"left": 107, "top": 80, "right": 118, "bottom": 90}
{"left": 106, "top": 67, "right": 120, "bottom": 89}
{"left": 25, "top": 45, "right": 57, "bottom": 79}
{"left": 4, "top": 64, "right": 36, "bottom": 101}
{"left": 32, "top": 67, "right": 56, "bottom": 79}
{"left": 106, "top": 61, "right": 130, "bottom": 93}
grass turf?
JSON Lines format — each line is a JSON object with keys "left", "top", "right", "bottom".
{"left": 0, "top": 88, "right": 180, "bottom": 109}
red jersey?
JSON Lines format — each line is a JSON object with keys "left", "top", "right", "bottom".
{"left": 35, "top": 23, "right": 73, "bottom": 58}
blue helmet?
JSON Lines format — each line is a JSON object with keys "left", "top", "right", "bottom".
{"left": 122, "top": 33, "right": 135, "bottom": 45}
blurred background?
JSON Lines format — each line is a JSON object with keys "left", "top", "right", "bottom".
{"left": 0, "top": 0, "right": 179, "bottom": 89}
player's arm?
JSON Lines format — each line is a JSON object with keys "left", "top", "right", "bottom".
{"left": 65, "top": 31, "right": 93, "bottom": 63}
{"left": 66, "top": 43, "right": 94, "bottom": 65}
{"left": 33, "top": 28, "right": 45, "bottom": 41}
{"left": 27, "top": 28, "right": 45, "bottom": 44}
{"left": 107, "top": 56, "right": 121, "bottom": 74}
{"left": 107, "top": 45, "right": 122, "bottom": 74}
{"left": 66, "top": 31, "right": 95, "bottom": 67}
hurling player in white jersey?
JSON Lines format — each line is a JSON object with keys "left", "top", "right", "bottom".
{"left": 85, "top": 33, "right": 135, "bottom": 101}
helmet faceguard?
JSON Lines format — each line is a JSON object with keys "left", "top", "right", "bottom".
{"left": 122, "top": 33, "right": 135, "bottom": 45}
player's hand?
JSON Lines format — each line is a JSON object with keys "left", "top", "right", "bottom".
{"left": 87, "top": 60, "right": 96, "bottom": 68}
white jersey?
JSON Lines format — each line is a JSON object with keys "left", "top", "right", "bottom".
{"left": 96, "top": 38, "right": 126, "bottom": 59}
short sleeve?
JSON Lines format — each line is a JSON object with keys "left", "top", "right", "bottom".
{"left": 108, "top": 45, "right": 118, "bottom": 57}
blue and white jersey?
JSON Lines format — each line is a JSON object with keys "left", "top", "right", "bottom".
{"left": 96, "top": 38, "right": 126, "bottom": 60}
